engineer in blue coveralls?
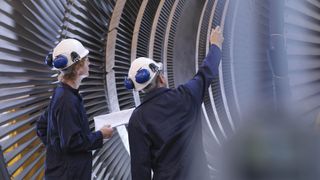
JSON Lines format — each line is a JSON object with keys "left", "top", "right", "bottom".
{"left": 36, "top": 39, "right": 113, "bottom": 180}
{"left": 125, "top": 26, "right": 224, "bottom": 180}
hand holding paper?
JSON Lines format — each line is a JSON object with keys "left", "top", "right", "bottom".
{"left": 94, "top": 108, "right": 134, "bottom": 130}
{"left": 99, "top": 125, "right": 113, "bottom": 139}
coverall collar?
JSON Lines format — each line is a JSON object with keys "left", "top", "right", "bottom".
{"left": 58, "top": 81, "right": 80, "bottom": 95}
{"left": 140, "top": 87, "right": 170, "bottom": 106}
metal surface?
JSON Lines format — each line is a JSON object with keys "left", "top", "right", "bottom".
{"left": 163, "top": 0, "right": 186, "bottom": 88}
{"left": 285, "top": 0, "right": 320, "bottom": 122}
{"left": 113, "top": 0, "right": 144, "bottom": 110}
{"left": 0, "top": 0, "right": 128, "bottom": 179}
{"left": 268, "top": 0, "right": 290, "bottom": 111}
{"left": 1, "top": 0, "right": 320, "bottom": 179}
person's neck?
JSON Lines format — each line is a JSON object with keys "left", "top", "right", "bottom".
{"left": 158, "top": 83, "right": 166, "bottom": 88}
{"left": 62, "top": 78, "right": 82, "bottom": 89}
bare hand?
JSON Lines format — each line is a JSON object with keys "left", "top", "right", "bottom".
{"left": 210, "top": 26, "right": 224, "bottom": 49}
{"left": 100, "top": 125, "right": 113, "bottom": 139}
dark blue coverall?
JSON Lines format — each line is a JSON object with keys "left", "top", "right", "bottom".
{"left": 36, "top": 82, "right": 103, "bottom": 180}
{"left": 128, "top": 44, "right": 221, "bottom": 180}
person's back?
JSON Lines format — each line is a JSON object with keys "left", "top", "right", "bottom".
{"left": 127, "top": 26, "right": 224, "bottom": 180}
{"left": 129, "top": 86, "right": 209, "bottom": 179}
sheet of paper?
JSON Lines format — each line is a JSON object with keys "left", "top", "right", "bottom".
{"left": 93, "top": 108, "right": 134, "bottom": 130}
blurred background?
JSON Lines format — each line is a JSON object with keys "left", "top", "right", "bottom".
{"left": 1, "top": 0, "right": 320, "bottom": 179}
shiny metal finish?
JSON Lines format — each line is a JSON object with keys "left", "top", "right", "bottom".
{"left": 1, "top": 0, "right": 320, "bottom": 179}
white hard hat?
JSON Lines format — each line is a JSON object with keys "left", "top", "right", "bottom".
{"left": 124, "top": 57, "right": 163, "bottom": 91}
{"left": 50, "top": 39, "right": 89, "bottom": 70}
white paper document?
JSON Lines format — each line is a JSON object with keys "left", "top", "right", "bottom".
{"left": 93, "top": 108, "right": 134, "bottom": 130}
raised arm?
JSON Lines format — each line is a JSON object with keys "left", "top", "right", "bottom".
{"left": 182, "top": 26, "right": 224, "bottom": 104}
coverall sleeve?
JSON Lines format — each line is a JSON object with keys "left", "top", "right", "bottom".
{"left": 183, "top": 44, "right": 221, "bottom": 104}
{"left": 128, "top": 115, "right": 152, "bottom": 180}
{"left": 56, "top": 100, "right": 103, "bottom": 153}
{"left": 36, "top": 108, "right": 48, "bottom": 145}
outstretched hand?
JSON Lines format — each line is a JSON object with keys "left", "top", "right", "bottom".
{"left": 210, "top": 26, "right": 224, "bottom": 50}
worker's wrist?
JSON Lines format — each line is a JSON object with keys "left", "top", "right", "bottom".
{"left": 210, "top": 43, "right": 221, "bottom": 50}
{"left": 210, "top": 44, "right": 222, "bottom": 53}
{"left": 96, "top": 131, "right": 104, "bottom": 145}
{"left": 96, "top": 130, "right": 103, "bottom": 137}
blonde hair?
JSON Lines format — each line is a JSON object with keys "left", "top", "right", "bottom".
{"left": 58, "top": 59, "right": 86, "bottom": 82}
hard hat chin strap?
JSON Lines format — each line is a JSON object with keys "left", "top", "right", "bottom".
{"left": 149, "top": 63, "right": 159, "bottom": 72}
{"left": 70, "top": 51, "right": 80, "bottom": 62}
